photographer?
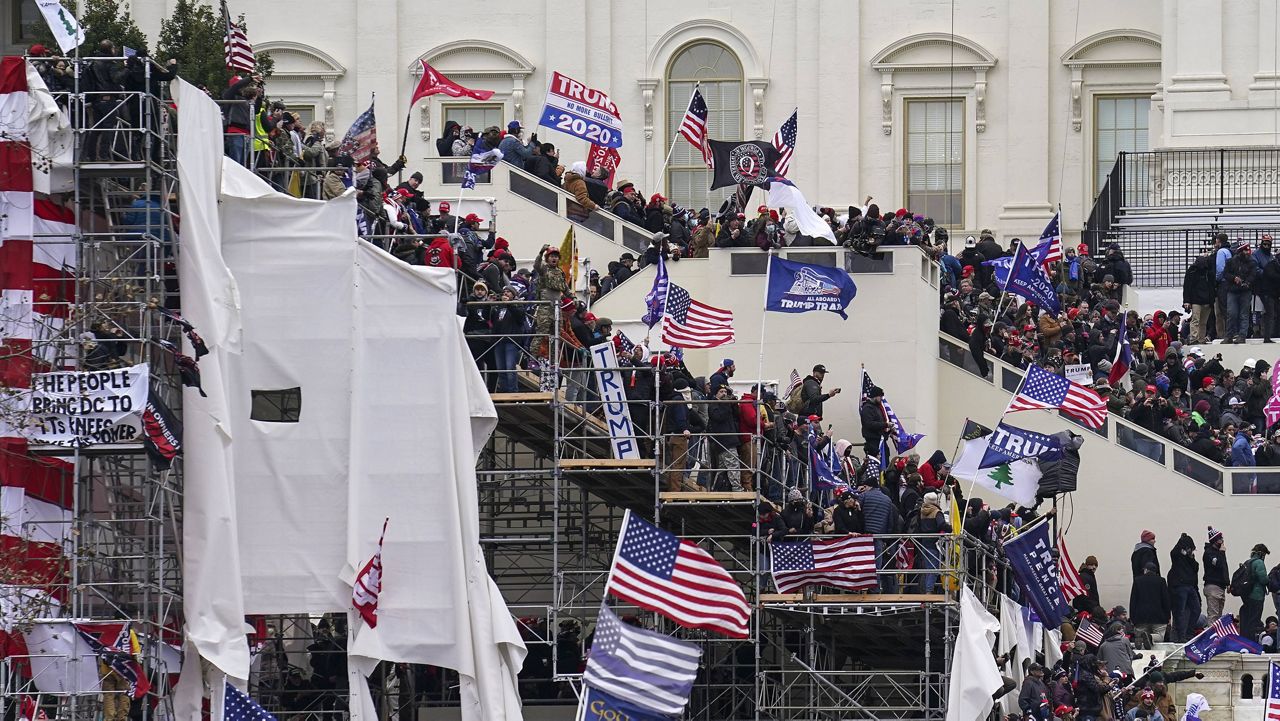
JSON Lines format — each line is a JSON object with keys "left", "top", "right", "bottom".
{"left": 780, "top": 488, "right": 815, "bottom": 538}
{"left": 499, "top": 120, "right": 538, "bottom": 168}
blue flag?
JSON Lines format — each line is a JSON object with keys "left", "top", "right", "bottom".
{"left": 809, "top": 430, "right": 847, "bottom": 492}
{"left": 461, "top": 169, "right": 478, "bottom": 190}
{"left": 765, "top": 257, "right": 858, "bottom": 320}
{"left": 1004, "top": 240, "right": 1060, "bottom": 314}
{"left": 977, "top": 421, "right": 1063, "bottom": 469}
{"left": 578, "top": 686, "right": 668, "bottom": 721}
{"left": 1001, "top": 521, "right": 1069, "bottom": 630}
{"left": 861, "top": 370, "right": 924, "bottom": 453}
{"left": 1185, "top": 615, "right": 1263, "bottom": 664}
{"left": 224, "top": 681, "right": 278, "bottom": 720}
{"left": 641, "top": 254, "right": 669, "bottom": 328}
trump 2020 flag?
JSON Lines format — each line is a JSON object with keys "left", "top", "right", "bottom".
{"left": 765, "top": 256, "right": 857, "bottom": 319}
{"left": 1000, "top": 521, "right": 1069, "bottom": 630}
{"left": 978, "top": 421, "right": 1063, "bottom": 469}
{"left": 1003, "top": 241, "right": 1060, "bottom": 314}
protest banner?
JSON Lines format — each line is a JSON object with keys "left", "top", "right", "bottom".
{"left": 539, "top": 72, "right": 624, "bottom": 148}
{"left": 26, "top": 363, "right": 149, "bottom": 447}
{"left": 1065, "top": 363, "right": 1092, "bottom": 386}
{"left": 586, "top": 144, "right": 621, "bottom": 187}
{"left": 589, "top": 342, "right": 639, "bottom": 460}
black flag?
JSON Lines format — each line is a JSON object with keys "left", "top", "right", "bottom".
{"left": 708, "top": 140, "right": 780, "bottom": 190}
{"left": 142, "top": 391, "right": 183, "bottom": 470}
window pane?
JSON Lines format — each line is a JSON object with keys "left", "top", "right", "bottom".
{"left": 1097, "top": 98, "right": 1116, "bottom": 130}
{"left": 16, "top": 0, "right": 40, "bottom": 43}
{"left": 445, "top": 105, "right": 502, "bottom": 134}
{"left": 1116, "top": 98, "right": 1136, "bottom": 127}
{"left": 904, "top": 99, "right": 963, "bottom": 226}
{"left": 1094, "top": 96, "right": 1151, "bottom": 195}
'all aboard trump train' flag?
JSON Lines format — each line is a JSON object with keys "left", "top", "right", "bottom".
{"left": 765, "top": 257, "right": 857, "bottom": 319}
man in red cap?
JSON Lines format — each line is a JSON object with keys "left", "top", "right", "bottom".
{"left": 434, "top": 201, "right": 457, "bottom": 233}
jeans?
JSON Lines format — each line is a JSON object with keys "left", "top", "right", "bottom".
{"left": 1171, "top": 585, "right": 1202, "bottom": 642}
{"left": 493, "top": 338, "right": 520, "bottom": 392}
{"left": 1227, "top": 291, "right": 1252, "bottom": 338}
{"left": 874, "top": 538, "right": 898, "bottom": 593}
{"left": 918, "top": 545, "right": 940, "bottom": 594}
{"left": 224, "top": 132, "right": 250, "bottom": 167}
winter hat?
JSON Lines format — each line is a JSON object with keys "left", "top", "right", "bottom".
{"left": 787, "top": 487, "right": 804, "bottom": 503}
{"left": 923, "top": 492, "right": 941, "bottom": 506}
{"left": 1208, "top": 526, "right": 1223, "bottom": 544}
{"left": 1140, "top": 529, "right": 1156, "bottom": 543}
{"left": 494, "top": 237, "right": 510, "bottom": 251}
{"left": 1194, "top": 399, "right": 1211, "bottom": 413}
{"left": 1084, "top": 555, "right": 1099, "bottom": 567}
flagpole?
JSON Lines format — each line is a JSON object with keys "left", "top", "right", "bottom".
{"left": 754, "top": 252, "right": 774, "bottom": 497}
{"left": 656, "top": 83, "right": 701, "bottom": 198}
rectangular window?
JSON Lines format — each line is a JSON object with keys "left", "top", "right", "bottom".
{"left": 667, "top": 80, "right": 741, "bottom": 211}
{"left": 1094, "top": 95, "right": 1150, "bottom": 195}
{"left": 444, "top": 105, "right": 503, "bottom": 136}
{"left": 13, "top": 0, "right": 40, "bottom": 45}
{"left": 250, "top": 388, "right": 302, "bottom": 423}
{"left": 905, "top": 99, "right": 964, "bottom": 227}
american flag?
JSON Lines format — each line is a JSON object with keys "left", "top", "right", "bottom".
{"left": 785, "top": 368, "right": 802, "bottom": 398}
{"left": 605, "top": 510, "right": 750, "bottom": 638}
{"left": 1264, "top": 661, "right": 1280, "bottom": 721}
{"left": 582, "top": 605, "right": 701, "bottom": 717}
{"left": 1007, "top": 363, "right": 1108, "bottom": 429}
{"left": 1075, "top": 617, "right": 1104, "bottom": 647}
{"left": 614, "top": 330, "right": 635, "bottom": 355}
{"left": 338, "top": 102, "right": 378, "bottom": 165}
{"left": 224, "top": 681, "right": 277, "bottom": 720}
{"left": 660, "top": 284, "right": 734, "bottom": 349}
{"left": 1038, "top": 212, "right": 1063, "bottom": 265}
{"left": 1057, "top": 533, "right": 1087, "bottom": 602}
{"left": 352, "top": 518, "right": 388, "bottom": 628}
{"left": 678, "top": 88, "right": 711, "bottom": 168}
{"left": 895, "top": 538, "right": 916, "bottom": 571}
{"left": 771, "top": 535, "right": 878, "bottom": 593}
{"left": 772, "top": 109, "right": 797, "bottom": 177}
{"left": 221, "top": 1, "right": 255, "bottom": 73}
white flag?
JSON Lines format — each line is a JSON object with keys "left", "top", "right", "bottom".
{"left": 766, "top": 177, "right": 837, "bottom": 243}
{"left": 946, "top": 586, "right": 1002, "bottom": 721}
{"left": 34, "top": 0, "right": 85, "bottom": 54}
{"left": 950, "top": 431, "right": 1043, "bottom": 508}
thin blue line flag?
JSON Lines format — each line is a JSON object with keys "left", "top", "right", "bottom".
{"left": 1002, "top": 521, "right": 1069, "bottom": 630}
{"left": 765, "top": 257, "right": 857, "bottom": 320}
{"left": 977, "top": 421, "right": 1063, "bottom": 469}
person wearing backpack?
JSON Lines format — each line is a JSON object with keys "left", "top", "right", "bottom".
{"left": 1202, "top": 526, "right": 1229, "bottom": 622}
{"left": 1237, "top": 543, "right": 1270, "bottom": 640}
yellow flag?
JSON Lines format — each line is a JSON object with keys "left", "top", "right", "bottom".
{"left": 559, "top": 225, "right": 577, "bottom": 287}
{"left": 944, "top": 494, "right": 963, "bottom": 591}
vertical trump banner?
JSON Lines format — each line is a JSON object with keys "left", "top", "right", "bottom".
{"left": 589, "top": 342, "right": 639, "bottom": 460}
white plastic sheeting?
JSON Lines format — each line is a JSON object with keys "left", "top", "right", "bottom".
{"left": 172, "top": 78, "right": 524, "bottom": 721}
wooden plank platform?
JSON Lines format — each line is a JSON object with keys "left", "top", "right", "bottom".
{"left": 659, "top": 491, "right": 757, "bottom": 503}
{"left": 559, "top": 458, "right": 657, "bottom": 470}
{"left": 490, "top": 391, "right": 555, "bottom": 403}
{"left": 760, "top": 593, "right": 948, "bottom": 604}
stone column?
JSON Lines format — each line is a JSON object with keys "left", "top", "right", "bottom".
{"left": 1166, "top": 0, "right": 1230, "bottom": 100}
{"left": 1250, "top": 0, "right": 1280, "bottom": 97}
{"left": 998, "top": 0, "right": 1054, "bottom": 227}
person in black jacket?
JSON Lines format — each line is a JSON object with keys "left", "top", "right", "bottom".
{"left": 968, "top": 315, "right": 992, "bottom": 378}
{"left": 1131, "top": 530, "right": 1159, "bottom": 577}
{"left": 1166, "top": 532, "right": 1201, "bottom": 642}
{"left": 800, "top": 364, "right": 841, "bottom": 418}
{"left": 1203, "top": 526, "right": 1229, "bottom": 622}
{"left": 1079, "top": 555, "right": 1102, "bottom": 609}
{"left": 1130, "top": 562, "right": 1172, "bottom": 647}
{"left": 1223, "top": 241, "right": 1258, "bottom": 342}
{"left": 436, "top": 121, "right": 461, "bottom": 157}
{"left": 584, "top": 167, "right": 610, "bottom": 207}
{"left": 1183, "top": 251, "right": 1217, "bottom": 344}
{"left": 707, "top": 385, "right": 743, "bottom": 491}
{"left": 860, "top": 385, "right": 890, "bottom": 455}
{"left": 832, "top": 491, "right": 864, "bottom": 534}
{"left": 490, "top": 286, "right": 526, "bottom": 393}
{"left": 524, "top": 143, "right": 561, "bottom": 185}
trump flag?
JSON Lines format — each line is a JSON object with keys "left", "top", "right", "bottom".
{"left": 765, "top": 257, "right": 857, "bottom": 319}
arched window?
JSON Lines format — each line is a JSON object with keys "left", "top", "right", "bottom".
{"left": 666, "top": 42, "right": 742, "bottom": 211}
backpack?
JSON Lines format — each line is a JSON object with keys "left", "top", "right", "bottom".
{"left": 785, "top": 383, "right": 806, "bottom": 414}
{"left": 1268, "top": 564, "right": 1280, "bottom": 594}
{"left": 1230, "top": 560, "right": 1256, "bottom": 597}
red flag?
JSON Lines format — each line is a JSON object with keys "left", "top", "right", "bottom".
{"left": 410, "top": 60, "right": 494, "bottom": 106}
{"left": 19, "top": 696, "right": 48, "bottom": 720}
{"left": 352, "top": 518, "right": 389, "bottom": 628}
{"left": 586, "top": 144, "right": 621, "bottom": 187}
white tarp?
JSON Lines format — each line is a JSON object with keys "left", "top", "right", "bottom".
{"left": 945, "top": 586, "right": 1002, "bottom": 721}
{"left": 997, "top": 594, "right": 1032, "bottom": 717}
{"left": 172, "top": 78, "right": 524, "bottom": 721}
{"left": 22, "top": 622, "right": 99, "bottom": 695}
